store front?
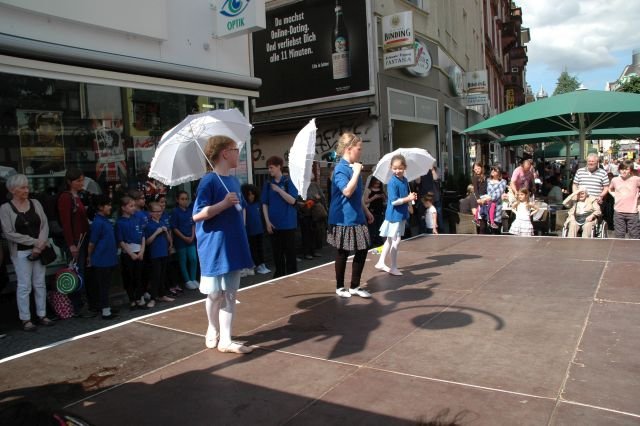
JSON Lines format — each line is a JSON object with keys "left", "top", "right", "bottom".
{"left": 0, "top": 59, "right": 253, "bottom": 207}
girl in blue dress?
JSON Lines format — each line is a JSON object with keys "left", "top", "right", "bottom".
{"left": 374, "top": 155, "right": 417, "bottom": 276}
{"left": 327, "top": 133, "right": 374, "bottom": 298}
{"left": 193, "top": 135, "right": 253, "bottom": 354}
{"left": 171, "top": 191, "right": 199, "bottom": 289}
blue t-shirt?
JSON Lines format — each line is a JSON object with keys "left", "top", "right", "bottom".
{"left": 115, "top": 215, "right": 145, "bottom": 246}
{"left": 261, "top": 176, "right": 298, "bottom": 230}
{"left": 245, "top": 201, "right": 264, "bottom": 236}
{"left": 145, "top": 219, "right": 169, "bottom": 259}
{"left": 385, "top": 175, "right": 410, "bottom": 222}
{"left": 170, "top": 206, "right": 195, "bottom": 249}
{"left": 328, "top": 159, "right": 366, "bottom": 226}
{"left": 194, "top": 173, "right": 252, "bottom": 277}
{"left": 89, "top": 214, "right": 118, "bottom": 268}
{"left": 133, "top": 210, "right": 148, "bottom": 230}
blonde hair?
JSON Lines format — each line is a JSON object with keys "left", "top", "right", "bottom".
{"left": 204, "top": 135, "right": 236, "bottom": 170}
{"left": 336, "top": 132, "right": 362, "bottom": 156}
{"left": 390, "top": 154, "right": 406, "bottom": 169}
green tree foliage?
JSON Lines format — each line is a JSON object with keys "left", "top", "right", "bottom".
{"left": 618, "top": 75, "right": 640, "bottom": 94}
{"left": 552, "top": 70, "right": 581, "bottom": 96}
{"left": 610, "top": 140, "right": 620, "bottom": 157}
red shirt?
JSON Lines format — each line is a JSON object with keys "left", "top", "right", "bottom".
{"left": 57, "top": 191, "right": 89, "bottom": 246}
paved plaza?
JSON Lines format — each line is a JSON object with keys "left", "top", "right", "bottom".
{"left": 1, "top": 235, "right": 639, "bottom": 425}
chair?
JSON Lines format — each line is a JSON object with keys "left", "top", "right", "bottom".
{"left": 554, "top": 209, "right": 569, "bottom": 235}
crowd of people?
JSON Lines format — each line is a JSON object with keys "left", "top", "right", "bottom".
{"left": 460, "top": 154, "right": 640, "bottom": 239}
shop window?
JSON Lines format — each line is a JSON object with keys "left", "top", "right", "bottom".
{"left": 0, "top": 72, "right": 249, "bottom": 210}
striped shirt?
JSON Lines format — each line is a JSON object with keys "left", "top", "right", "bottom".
{"left": 573, "top": 167, "right": 609, "bottom": 197}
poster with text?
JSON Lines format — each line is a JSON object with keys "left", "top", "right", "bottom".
{"left": 253, "top": 0, "right": 371, "bottom": 110}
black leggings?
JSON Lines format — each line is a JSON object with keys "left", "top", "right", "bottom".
{"left": 335, "top": 248, "right": 368, "bottom": 289}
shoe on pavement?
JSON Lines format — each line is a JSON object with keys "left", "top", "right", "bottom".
{"left": 217, "top": 341, "right": 253, "bottom": 354}
{"left": 336, "top": 287, "right": 351, "bottom": 298}
{"left": 374, "top": 263, "right": 390, "bottom": 272}
{"left": 185, "top": 280, "right": 199, "bottom": 290}
{"left": 388, "top": 269, "right": 403, "bottom": 276}
{"left": 240, "top": 269, "right": 248, "bottom": 278}
{"left": 349, "top": 287, "right": 372, "bottom": 298}
{"left": 245, "top": 268, "right": 255, "bottom": 276}
{"left": 256, "top": 264, "right": 271, "bottom": 274}
{"left": 205, "top": 327, "right": 219, "bottom": 349}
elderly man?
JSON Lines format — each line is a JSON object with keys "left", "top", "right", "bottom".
{"left": 509, "top": 158, "right": 535, "bottom": 195}
{"left": 572, "top": 153, "right": 609, "bottom": 204}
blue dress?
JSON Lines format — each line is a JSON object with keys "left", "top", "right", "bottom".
{"left": 193, "top": 173, "right": 252, "bottom": 287}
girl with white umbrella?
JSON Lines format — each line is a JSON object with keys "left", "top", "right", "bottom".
{"left": 192, "top": 135, "right": 253, "bottom": 354}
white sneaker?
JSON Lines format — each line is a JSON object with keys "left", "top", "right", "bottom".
{"left": 205, "top": 326, "right": 219, "bottom": 349}
{"left": 246, "top": 268, "right": 255, "bottom": 276}
{"left": 349, "top": 287, "right": 372, "bottom": 298}
{"left": 256, "top": 264, "right": 271, "bottom": 274}
{"left": 374, "top": 263, "right": 390, "bottom": 272}
{"left": 185, "top": 280, "right": 199, "bottom": 290}
{"left": 240, "top": 269, "right": 248, "bottom": 278}
{"left": 336, "top": 287, "right": 351, "bottom": 298}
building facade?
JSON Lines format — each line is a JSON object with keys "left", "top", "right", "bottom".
{"left": 250, "top": 0, "right": 486, "bottom": 186}
{"left": 0, "top": 0, "right": 260, "bottom": 200}
{"left": 467, "top": 0, "right": 529, "bottom": 172}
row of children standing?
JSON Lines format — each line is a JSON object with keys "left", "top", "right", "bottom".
{"left": 88, "top": 189, "right": 199, "bottom": 317}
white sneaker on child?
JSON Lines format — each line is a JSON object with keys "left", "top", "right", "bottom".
{"left": 246, "top": 268, "right": 255, "bottom": 276}
{"left": 185, "top": 280, "right": 199, "bottom": 290}
{"left": 336, "top": 287, "right": 351, "bottom": 298}
{"left": 256, "top": 264, "right": 271, "bottom": 274}
{"left": 349, "top": 287, "right": 372, "bottom": 298}
{"left": 240, "top": 269, "right": 248, "bottom": 278}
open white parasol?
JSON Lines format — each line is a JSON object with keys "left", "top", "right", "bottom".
{"left": 288, "top": 118, "right": 317, "bottom": 200}
{"left": 372, "top": 147, "right": 436, "bottom": 184}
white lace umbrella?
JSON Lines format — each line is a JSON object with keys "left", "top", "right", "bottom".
{"left": 288, "top": 118, "right": 317, "bottom": 200}
{"left": 148, "top": 108, "right": 252, "bottom": 186}
{"left": 373, "top": 147, "right": 436, "bottom": 184}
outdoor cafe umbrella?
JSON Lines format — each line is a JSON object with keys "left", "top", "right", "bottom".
{"left": 288, "top": 118, "right": 317, "bottom": 200}
{"left": 463, "top": 90, "right": 640, "bottom": 158}
{"left": 149, "top": 108, "right": 252, "bottom": 186}
{"left": 373, "top": 148, "right": 435, "bottom": 184}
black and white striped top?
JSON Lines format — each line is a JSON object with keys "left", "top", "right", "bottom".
{"left": 573, "top": 167, "right": 609, "bottom": 197}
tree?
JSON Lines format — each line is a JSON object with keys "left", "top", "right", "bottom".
{"left": 618, "top": 75, "right": 640, "bottom": 94}
{"left": 552, "top": 70, "right": 581, "bottom": 96}
{"left": 610, "top": 140, "right": 620, "bottom": 158}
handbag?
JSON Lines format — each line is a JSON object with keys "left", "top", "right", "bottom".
{"left": 47, "top": 290, "right": 74, "bottom": 319}
{"left": 311, "top": 202, "right": 328, "bottom": 221}
{"left": 39, "top": 245, "right": 57, "bottom": 266}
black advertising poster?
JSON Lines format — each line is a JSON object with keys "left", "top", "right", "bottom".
{"left": 253, "top": 0, "right": 371, "bottom": 110}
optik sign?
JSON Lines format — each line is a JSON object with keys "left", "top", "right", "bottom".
{"left": 213, "top": 0, "right": 266, "bottom": 38}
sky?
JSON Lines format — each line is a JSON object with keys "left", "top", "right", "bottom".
{"left": 519, "top": 0, "right": 640, "bottom": 95}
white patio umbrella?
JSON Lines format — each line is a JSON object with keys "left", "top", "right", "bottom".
{"left": 373, "top": 148, "right": 435, "bottom": 184}
{"left": 288, "top": 118, "right": 317, "bottom": 200}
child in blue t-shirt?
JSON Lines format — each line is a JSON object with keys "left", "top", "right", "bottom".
{"left": 375, "top": 154, "right": 417, "bottom": 276}
{"left": 241, "top": 184, "right": 270, "bottom": 275}
{"left": 171, "top": 191, "right": 199, "bottom": 289}
{"left": 115, "top": 195, "right": 147, "bottom": 310}
{"left": 144, "top": 201, "right": 175, "bottom": 308}
{"left": 87, "top": 195, "right": 118, "bottom": 319}
{"left": 155, "top": 193, "right": 181, "bottom": 296}
{"left": 193, "top": 135, "right": 253, "bottom": 354}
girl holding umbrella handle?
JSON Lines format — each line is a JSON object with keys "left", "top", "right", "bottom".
{"left": 327, "top": 133, "right": 374, "bottom": 299}
{"left": 192, "top": 135, "right": 254, "bottom": 354}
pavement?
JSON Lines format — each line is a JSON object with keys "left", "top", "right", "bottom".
{"left": 1, "top": 235, "right": 640, "bottom": 425}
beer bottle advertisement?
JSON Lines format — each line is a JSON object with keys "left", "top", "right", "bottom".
{"left": 252, "top": 0, "right": 371, "bottom": 109}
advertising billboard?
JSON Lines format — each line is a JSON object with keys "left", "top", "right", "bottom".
{"left": 252, "top": 0, "right": 372, "bottom": 110}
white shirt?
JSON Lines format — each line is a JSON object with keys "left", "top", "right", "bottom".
{"left": 424, "top": 205, "right": 437, "bottom": 229}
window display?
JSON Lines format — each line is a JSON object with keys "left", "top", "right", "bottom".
{"left": 0, "top": 72, "right": 249, "bottom": 207}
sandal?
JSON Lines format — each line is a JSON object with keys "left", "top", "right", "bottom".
{"left": 22, "top": 320, "right": 36, "bottom": 332}
{"left": 38, "top": 317, "right": 55, "bottom": 326}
